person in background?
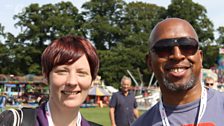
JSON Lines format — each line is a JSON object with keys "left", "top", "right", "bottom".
{"left": 132, "top": 18, "right": 224, "bottom": 126}
{"left": 109, "top": 75, "right": 139, "bottom": 126}
{"left": 0, "top": 35, "right": 102, "bottom": 126}
{"left": 0, "top": 93, "right": 7, "bottom": 112}
{"left": 204, "top": 76, "right": 217, "bottom": 90}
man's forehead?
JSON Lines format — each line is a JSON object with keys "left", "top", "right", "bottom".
{"left": 149, "top": 18, "right": 198, "bottom": 46}
{"left": 206, "top": 80, "right": 214, "bottom": 82}
{"left": 122, "top": 79, "right": 131, "bottom": 84}
{"left": 205, "top": 78, "right": 214, "bottom": 82}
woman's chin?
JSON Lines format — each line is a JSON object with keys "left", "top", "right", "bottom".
{"left": 63, "top": 100, "right": 81, "bottom": 108}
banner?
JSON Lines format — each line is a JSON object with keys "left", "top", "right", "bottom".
{"left": 218, "top": 55, "right": 224, "bottom": 82}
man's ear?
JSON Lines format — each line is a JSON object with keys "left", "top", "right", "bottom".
{"left": 145, "top": 54, "right": 152, "bottom": 71}
{"left": 199, "top": 50, "right": 203, "bottom": 69}
{"left": 200, "top": 50, "right": 203, "bottom": 62}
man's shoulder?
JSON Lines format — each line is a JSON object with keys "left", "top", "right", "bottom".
{"left": 112, "top": 91, "right": 121, "bottom": 96}
{"left": 209, "top": 88, "right": 224, "bottom": 97}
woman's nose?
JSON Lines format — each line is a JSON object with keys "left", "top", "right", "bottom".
{"left": 66, "top": 74, "right": 78, "bottom": 86}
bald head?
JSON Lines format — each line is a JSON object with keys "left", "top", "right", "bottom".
{"left": 149, "top": 18, "right": 198, "bottom": 48}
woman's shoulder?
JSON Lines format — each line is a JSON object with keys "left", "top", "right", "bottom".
{"left": 0, "top": 109, "right": 18, "bottom": 125}
{"left": 87, "top": 120, "right": 103, "bottom": 126}
{"left": 82, "top": 116, "right": 103, "bottom": 126}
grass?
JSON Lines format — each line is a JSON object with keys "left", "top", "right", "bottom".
{"left": 80, "top": 107, "right": 110, "bottom": 126}
{"left": 80, "top": 106, "right": 145, "bottom": 126}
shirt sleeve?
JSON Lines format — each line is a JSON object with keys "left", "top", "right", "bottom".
{"left": 109, "top": 93, "right": 117, "bottom": 107}
{"left": 134, "top": 97, "right": 138, "bottom": 108}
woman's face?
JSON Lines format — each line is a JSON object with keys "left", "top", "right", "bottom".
{"left": 48, "top": 55, "right": 92, "bottom": 108}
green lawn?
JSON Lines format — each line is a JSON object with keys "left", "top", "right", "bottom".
{"left": 80, "top": 107, "right": 110, "bottom": 126}
{"left": 80, "top": 107, "right": 145, "bottom": 126}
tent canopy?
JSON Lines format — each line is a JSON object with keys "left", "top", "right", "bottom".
{"left": 88, "top": 85, "right": 111, "bottom": 96}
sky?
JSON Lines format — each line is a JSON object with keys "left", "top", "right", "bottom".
{"left": 0, "top": 0, "right": 223, "bottom": 38}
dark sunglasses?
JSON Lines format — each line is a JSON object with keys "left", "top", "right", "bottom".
{"left": 205, "top": 83, "right": 214, "bottom": 86}
{"left": 151, "top": 37, "right": 199, "bottom": 58}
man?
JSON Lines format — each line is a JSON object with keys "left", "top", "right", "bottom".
{"left": 204, "top": 76, "right": 217, "bottom": 90}
{"left": 132, "top": 18, "right": 224, "bottom": 126}
{"left": 109, "top": 76, "right": 139, "bottom": 126}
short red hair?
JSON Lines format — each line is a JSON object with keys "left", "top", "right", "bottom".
{"left": 41, "top": 35, "right": 99, "bottom": 80}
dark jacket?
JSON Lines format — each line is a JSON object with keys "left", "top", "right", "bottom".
{"left": 0, "top": 102, "right": 102, "bottom": 126}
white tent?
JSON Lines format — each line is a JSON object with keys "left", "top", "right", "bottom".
{"left": 105, "top": 86, "right": 118, "bottom": 94}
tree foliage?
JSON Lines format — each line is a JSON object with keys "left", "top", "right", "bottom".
{"left": 82, "top": 0, "right": 125, "bottom": 50}
{"left": 0, "top": 0, "right": 221, "bottom": 88}
{"left": 98, "top": 44, "right": 149, "bottom": 88}
{"left": 167, "top": 0, "right": 214, "bottom": 42}
{"left": 11, "top": 1, "right": 85, "bottom": 75}
{"left": 217, "top": 26, "right": 224, "bottom": 46}
{"left": 121, "top": 2, "right": 166, "bottom": 48}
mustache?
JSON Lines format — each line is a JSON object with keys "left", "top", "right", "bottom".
{"left": 164, "top": 62, "right": 193, "bottom": 69}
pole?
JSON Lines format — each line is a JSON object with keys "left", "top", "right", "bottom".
{"left": 126, "top": 70, "right": 139, "bottom": 86}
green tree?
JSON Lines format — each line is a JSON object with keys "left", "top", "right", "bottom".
{"left": 217, "top": 26, "right": 224, "bottom": 46}
{"left": 14, "top": 2, "right": 85, "bottom": 46}
{"left": 82, "top": 0, "right": 125, "bottom": 50}
{"left": 118, "top": 2, "right": 166, "bottom": 85}
{"left": 0, "top": 42, "right": 10, "bottom": 74}
{"left": 0, "top": 24, "right": 12, "bottom": 74}
{"left": 0, "top": 0, "right": 217, "bottom": 88}
{"left": 98, "top": 44, "right": 148, "bottom": 88}
{"left": 121, "top": 2, "right": 166, "bottom": 48}
{"left": 167, "top": 0, "right": 214, "bottom": 42}
{"left": 202, "top": 45, "right": 219, "bottom": 68}
{"left": 97, "top": 2, "right": 166, "bottom": 87}
{"left": 0, "top": 24, "right": 5, "bottom": 38}
{"left": 13, "top": 1, "right": 85, "bottom": 74}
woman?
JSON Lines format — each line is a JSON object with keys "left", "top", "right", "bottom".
{"left": 0, "top": 35, "right": 101, "bottom": 126}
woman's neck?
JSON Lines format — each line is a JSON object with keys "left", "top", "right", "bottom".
{"left": 48, "top": 100, "right": 79, "bottom": 126}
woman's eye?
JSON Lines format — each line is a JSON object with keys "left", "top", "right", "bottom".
{"left": 55, "top": 69, "right": 68, "bottom": 75}
{"left": 78, "top": 71, "right": 89, "bottom": 77}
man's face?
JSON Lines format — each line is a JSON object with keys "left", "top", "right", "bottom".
{"left": 205, "top": 79, "right": 215, "bottom": 88}
{"left": 147, "top": 19, "right": 203, "bottom": 92}
{"left": 121, "top": 79, "right": 131, "bottom": 92}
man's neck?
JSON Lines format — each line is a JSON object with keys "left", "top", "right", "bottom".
{"left": 122, "top": 91, "right": 129, "bottom": 96}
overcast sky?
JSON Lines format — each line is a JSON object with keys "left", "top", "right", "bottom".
{"left": 0, "top": 0, "right": 223, "bottom": 38}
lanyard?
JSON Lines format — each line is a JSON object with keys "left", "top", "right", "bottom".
{"left": 159, "top": 87, "right": 207, "bottom": 126}
{"left": 45, "top": 102, "right": 82, "bottom": 126}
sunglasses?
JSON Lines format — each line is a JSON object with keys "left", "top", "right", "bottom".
{"left": 151, "top": 37, "right": 199, "bottom": 58}
{"left": 205, "top": 83, "right": 214, "bottom": 86}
